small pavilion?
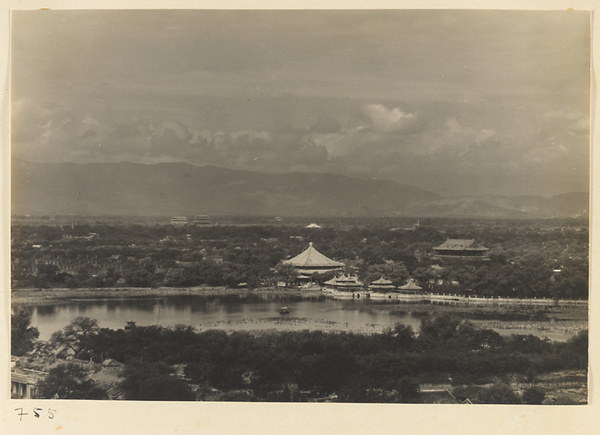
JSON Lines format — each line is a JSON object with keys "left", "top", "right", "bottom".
{"left": 324, "top": 274, "right": 364, "bottom": 291}
{"left": 369, "top": 277, "right": 396, "bottom": 292}
{"left": 398, "top": 278, "right": 423, "bottom": 294}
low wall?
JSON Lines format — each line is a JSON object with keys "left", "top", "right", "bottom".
{"left": 322, "top": 288, "right": 587, "bottom": 306}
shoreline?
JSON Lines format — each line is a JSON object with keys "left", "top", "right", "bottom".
{"left": 12, "top": 286, "right": 589, "bottom": 309}
{"left": 11, "top": 286, "right": 322, "bottom": 306}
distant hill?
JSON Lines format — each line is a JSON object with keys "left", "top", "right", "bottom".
{"left": 478, "top": 193, "right": 589, "bottom": 219}
{"left": 11, "top": 160, "right": 588, "bottom": 219}
{"left": 403, "top": 197, "right": 530, "bottom": 219}
{"left": 11, "top": 160, "right": 440, "bottom": 217}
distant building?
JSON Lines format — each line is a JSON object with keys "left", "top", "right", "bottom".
{"left": 193, "top": 215, "right": 211, "bottom": 225}
{"left": 11, "top": 361, "right": 47, "bottom": 399}
{"left": 398, "top": 278, "right": 423, "bottom": 294}
{"left": 283, "top": 242, "right": 344, "bottom": 283}
{"left": 432, "top": 239, "right": 489, "bottom": 262}
{"left": 305, "top": 223, "right": 322, "bottom": 229}
{"left": 369, "top": 276, "right": 396, "bottom": 292}
{"left": 391, "top": 219, "right": 420, "bottom": 232}
{"left": 324, "top": 274, "right": 364, "bottom": 291}
{"left": 170, "top": 216, "right": 188, "bottom": 226}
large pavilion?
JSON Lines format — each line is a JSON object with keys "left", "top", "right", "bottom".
{"left": 283, "top": 242, "right": 344, "bottom": 284}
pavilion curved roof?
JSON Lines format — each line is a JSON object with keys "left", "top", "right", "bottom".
{"left": 283, "top": 242, "right": 344, "bottom": 268}
{"left": 371, "top": 276, "right": 393, "bottom": 285}
{"left": 325, "top": 274, "right": 363, "bottom": 286}
{"left": 399, "top": 279, "right": 422, "bottom": 290}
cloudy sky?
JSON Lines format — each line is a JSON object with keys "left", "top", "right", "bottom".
{"left": 11, "top": 10, "right": 590, "bottom": 197}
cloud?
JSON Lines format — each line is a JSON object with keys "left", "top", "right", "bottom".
{"left": 426, "top": 118, "right": 503, "bottom": 161}
{"left": 538, "top": 110, "right": 589, "bottom": 139}
{"left": 360, "top": 103, "right": 419, "bottom": 134}
{"left": 187, "top": 130, "right": 328, "bottom": 169}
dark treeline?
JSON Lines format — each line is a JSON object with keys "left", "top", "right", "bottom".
{"left": 12, "top": 218, "right": 588, "bottom": 299}
{"left": 34, "top": 314, "right": 588, "bottom": 403}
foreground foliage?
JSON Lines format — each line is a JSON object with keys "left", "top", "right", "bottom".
{"left": 37, "top": 363, "right": 107, "bottom": 400}
{"left": 33, "top": 315, "right": 588, "bottom": 403}
{"left": 11, "top": 306, "right": 39, "bottom": 356}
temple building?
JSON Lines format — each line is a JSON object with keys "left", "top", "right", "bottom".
{"left": 369, "top": 277, "right": 396, "bottom": 292}
{"left": 283, "top": 242, "right": 344, "bottom": 283}
{"left": 11, "top": 359, "right": 47, "bottom": 399}
{"left": 170, "top": 216, "right": 188, "bottom": 226}
{"left": 432, "top": 239, "right": 489, "bottom": 262}
{"left": 324, "top": 274, "right": 364, "bottom": 291}
{"left": 193, "top": 215, "right": 212, "bottom": 225}
{"left": 398, "top": 278, "right": 423, "bottom": 294}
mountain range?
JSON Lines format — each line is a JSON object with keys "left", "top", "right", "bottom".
{"left": 11, "top": 160, "right": 588, "bottom": 219}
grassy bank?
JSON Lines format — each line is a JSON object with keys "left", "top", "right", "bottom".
{"left": 359, "top": 300, "right": 588, "bottom": 320}
{"left": 353, "top": 300, "right": 588, "bottom": 341}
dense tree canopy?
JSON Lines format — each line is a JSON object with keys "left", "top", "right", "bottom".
{"left": 49, "top": 316, "right": 100, "bottom": 359}
{"left": 11, "top": 218, "right": 588, "bottom": 299}
{"left": 36, "top": 363, "right": 107, "bottom": 399}
{"left": 11, "top": 305, "right": 39, "bottom": 356}
{"left": 34, "top": 313, "right": 588, "bottom": 403}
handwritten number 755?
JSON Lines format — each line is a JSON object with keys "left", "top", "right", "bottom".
{"left": 14, "top": 408, "right": 55, "bottom": 421}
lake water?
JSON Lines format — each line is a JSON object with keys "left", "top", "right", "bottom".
{"left": 28, "top": 294, "right": 574, "bottom": 341}
{"left": 30, "top": 294, "right": 426, "bottom": 340}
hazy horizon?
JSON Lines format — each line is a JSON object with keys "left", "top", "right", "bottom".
{"left": 11, "top": 158, "right": 589, "bottom": 199}
{"left": 11, "top": 10, "right": 590, "bottom": 198}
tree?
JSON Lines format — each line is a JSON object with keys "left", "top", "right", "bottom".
{"left": 559, "top": 329, "right": 588, "bottom": 370}
{"left": 455, "top": 321, "right": 504, "bottom": 351}
{"left": 550, "top": 261, "right": 589, "bottom": 300}
{"left": 418, "top": 314, "right": 462, "bottom": 348}
{"left": 522, "top": 386, "right": 546, "bottom": 404}
{"left": 11, "top": 305, "right": 39, "bottom": 356}
{"left": 50, "top": 317, "right": 100, "bottom": 360}
{"left": 297, "top": 352, "right": 358, "bottom": 394}
{"left": 34, "top": 264, "right": 72, "bottom": 288}
{"left": 273, "top": 262, "right": 298, "bottom": 286}
{"left": 36, "top": 363, "right": 107, "bottom": 399}
{"left": 477, "top": 383, "right": 521, "bottom": 404}
{"left": 120, "top": 360, "right": 195, "bottom": 401}
{"left": 123, "top": 268, "right": 153, "bottom": 287}
{"left": 389, "top": 323, "right": 415, "bottom": 350}
{"left": 362, "top": 262, "right": 409, "bottom": 287}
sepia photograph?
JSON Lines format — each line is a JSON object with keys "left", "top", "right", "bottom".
{"left": 5, "top": 4, "right": 594, "bottom": 432}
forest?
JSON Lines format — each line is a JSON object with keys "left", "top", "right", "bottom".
{"left": 11, "top": 217, "right": 589, "bottom": 299}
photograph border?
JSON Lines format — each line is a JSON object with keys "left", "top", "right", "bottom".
{"left": 1, "top": 1, "right": 597, "bottom": 434}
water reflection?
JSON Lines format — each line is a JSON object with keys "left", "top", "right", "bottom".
{"left": 29, "top": 294, "right": 418, "bottom": 339}
{"left": 35, "top": 305, "right": 57, "bottom": 316}
{"left": 28, "top": 293, "right": 571, "bottom": 342}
